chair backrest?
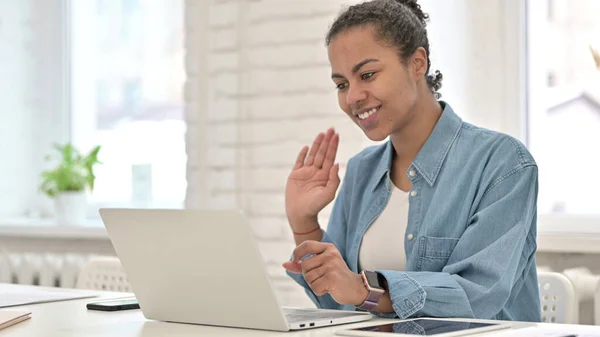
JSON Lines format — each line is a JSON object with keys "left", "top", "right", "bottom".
{"left": 76, "top": 256, "right": 132, "bottom": 292}
{"left": 562, "top": 267, "right": 600, "bottom": 325}
{"left": 538, "top": 271, "right": 578, "bottom": 324}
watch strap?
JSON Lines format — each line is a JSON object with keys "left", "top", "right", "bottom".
{"left": 355, "top": 271, "right": 384, "bottom": 311}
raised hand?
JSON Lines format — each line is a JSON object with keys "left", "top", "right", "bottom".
{"left": 285, "top": 128, "right": 340, "bottom": 233}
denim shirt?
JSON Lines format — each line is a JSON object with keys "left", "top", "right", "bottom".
{"left": 287, "top": 102, "right": 541, "bottom": 322}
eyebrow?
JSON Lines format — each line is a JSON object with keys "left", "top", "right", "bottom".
{"left": 331, "top": 58, "right": 380, "bottom": 79}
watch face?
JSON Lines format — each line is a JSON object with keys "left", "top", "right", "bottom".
{"left": 364, "top": 271, "right": 384, "bottom": 291}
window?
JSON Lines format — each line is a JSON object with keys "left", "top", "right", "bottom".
{"left": 526, "top": 0, "right": 600, "bottom": 216}
{"left": 70, "top": 0, "right": 186, "bottom": 212}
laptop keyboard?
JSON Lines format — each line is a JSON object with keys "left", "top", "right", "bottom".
{"left": 283, "top": 308, "right": 365, "bottom": 323}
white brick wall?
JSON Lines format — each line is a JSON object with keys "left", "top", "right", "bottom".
{"left": 184, "top": 0, "right": 367, "bottom": 308}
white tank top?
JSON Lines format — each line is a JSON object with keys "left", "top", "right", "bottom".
{"left": 358, "top": 182, "right": 409, "bottom": 271}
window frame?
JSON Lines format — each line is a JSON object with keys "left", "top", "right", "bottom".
{"left": 505, "top": 0, "right": 600, "bottom": 242}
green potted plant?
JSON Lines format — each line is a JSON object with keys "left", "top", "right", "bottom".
{"left": 39, "top": 143, "right": 102, "bottom": 225}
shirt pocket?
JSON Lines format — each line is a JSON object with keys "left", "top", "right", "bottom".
{"left": 417, "top": 236, "right": 460, "bottom": 271}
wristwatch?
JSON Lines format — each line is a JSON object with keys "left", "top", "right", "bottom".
{"left": 355, "top": 270, "right": 385, "bottom": 311}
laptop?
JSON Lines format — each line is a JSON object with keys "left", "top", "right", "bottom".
{"left": 98, "top": 208, "right": 373, "bottom": 331}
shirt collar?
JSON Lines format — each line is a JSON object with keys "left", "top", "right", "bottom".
{"left": 370, "top": 101, "right": 463, "bottom": 191}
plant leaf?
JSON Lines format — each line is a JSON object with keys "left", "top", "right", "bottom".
{"left": 39, "top": 142, "right": 102, "bottom": 197}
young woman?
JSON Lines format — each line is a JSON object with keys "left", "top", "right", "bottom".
{"left": 282, "top": 0, "right": 541, "bottom": 322}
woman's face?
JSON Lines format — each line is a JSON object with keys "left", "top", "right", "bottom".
{"left": 328, "top": 25, "right": 426, "bottom": 141}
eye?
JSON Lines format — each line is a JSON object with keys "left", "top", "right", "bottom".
{"left": 336, "top": 82, "right": 348, "bottom": 90}
{"left": 361, "top": 72, "right": 375, "bottom": 80}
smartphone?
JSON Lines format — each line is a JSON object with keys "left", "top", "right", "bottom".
{"left": 86, "top": 298, "right": 140, "bottom": 311}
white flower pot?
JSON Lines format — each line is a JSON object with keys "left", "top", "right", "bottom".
{"left": 54, "top": 191, "right": 88, "bottom": 226}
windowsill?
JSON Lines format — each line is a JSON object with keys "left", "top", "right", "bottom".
{"left": 536, "top": 214, "right": 600, "bottom": 254}
{"left": 537, "top": 231, "right": 600, "bottom": 254}
{"left": 0, "top": 217, "right": 108, "bottom": 240}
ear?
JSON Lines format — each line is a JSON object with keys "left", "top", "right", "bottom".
{"left": 410, "top": 47, "right": 428, "bottom": 80}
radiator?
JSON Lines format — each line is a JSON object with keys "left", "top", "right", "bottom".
{"left": 0, "top": 252, "right": 92, "bottom": 289}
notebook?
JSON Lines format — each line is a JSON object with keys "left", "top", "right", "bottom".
{"left": 0, "top": 310, "right": 31, "bottom": 331}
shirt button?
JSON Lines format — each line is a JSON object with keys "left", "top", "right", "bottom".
{"left": 407, "top": 234, "right": 414, "bottom": 241}
{"left": 409, "top": 170, "right": 416, "bottom": 177}
{"left": 410, "top": 190, "right": 417, "bottom": 197}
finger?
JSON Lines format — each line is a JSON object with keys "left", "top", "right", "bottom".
{"left": 304, "top": 264, "right": 328, "bottom": 284}
{"left": 299, "top": 253, "right": 325, "bottom": 274}
{"left": 293, "top": 146, "right": 309, "bottom": 170}
{"left": 282, "top": 261, "right": 302, "bottom": 274}
{"left": 309, "top": 274, "right": 331, "bottom": 297}
{"left": 305, "top": 133, "right": 325, "bottom": 166}
{"left": 321, "top": 132, "right": 339, "bottom": 172}
{"left": 292, "top": 241, "right": 329, "bottom": 262}
{"left": 313, "top": 128, "right": 334, "bottom": 169}
{"left": 325, "top": 163, "right": 341, "bottom": 194}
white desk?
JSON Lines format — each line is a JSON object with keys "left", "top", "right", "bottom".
{"left": 2, "top": 285, "right": 600, "bottom": 337}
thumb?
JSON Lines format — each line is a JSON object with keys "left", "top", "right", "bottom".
{"left": 325, "top": 163, "right": 341, "bottom": 193}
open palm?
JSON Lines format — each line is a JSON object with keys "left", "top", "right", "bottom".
{"left": 285, "top": 128, "right": 340, "bottom": 224}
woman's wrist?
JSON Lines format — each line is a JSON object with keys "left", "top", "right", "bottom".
{"left": 289, "top": 216, "right": 322, "bottom": 245}
{"left": 288, "top": 215, "right": 319, "bottom": 233}
{"left": 352, "top": 273, "right": 370, "bottom": 306}
{"left": 292, "top": 227, "right": 321, "bottom": 236}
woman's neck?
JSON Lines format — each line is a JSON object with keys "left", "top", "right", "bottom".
{"left": 390, "top": 93, "right": 443, "bottom": 166}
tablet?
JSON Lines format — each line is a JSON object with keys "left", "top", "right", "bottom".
{"left": 335, "top": 318, "right": 511, "bottom": 337}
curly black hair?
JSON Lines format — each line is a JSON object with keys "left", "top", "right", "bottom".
{"left": 326, "top": 0, "right": 443, "bottom": 99}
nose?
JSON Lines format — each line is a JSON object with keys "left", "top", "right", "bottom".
{"left": 345, "top": 83, "right": 367, "bottom": 107}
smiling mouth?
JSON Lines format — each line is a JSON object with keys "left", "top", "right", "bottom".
{"left": 356, "top": 106, "right": 381, "bottom": 120}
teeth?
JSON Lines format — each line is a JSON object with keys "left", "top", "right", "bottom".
{"left": 357, "top": 107, "right": 378, "bottom": 120}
